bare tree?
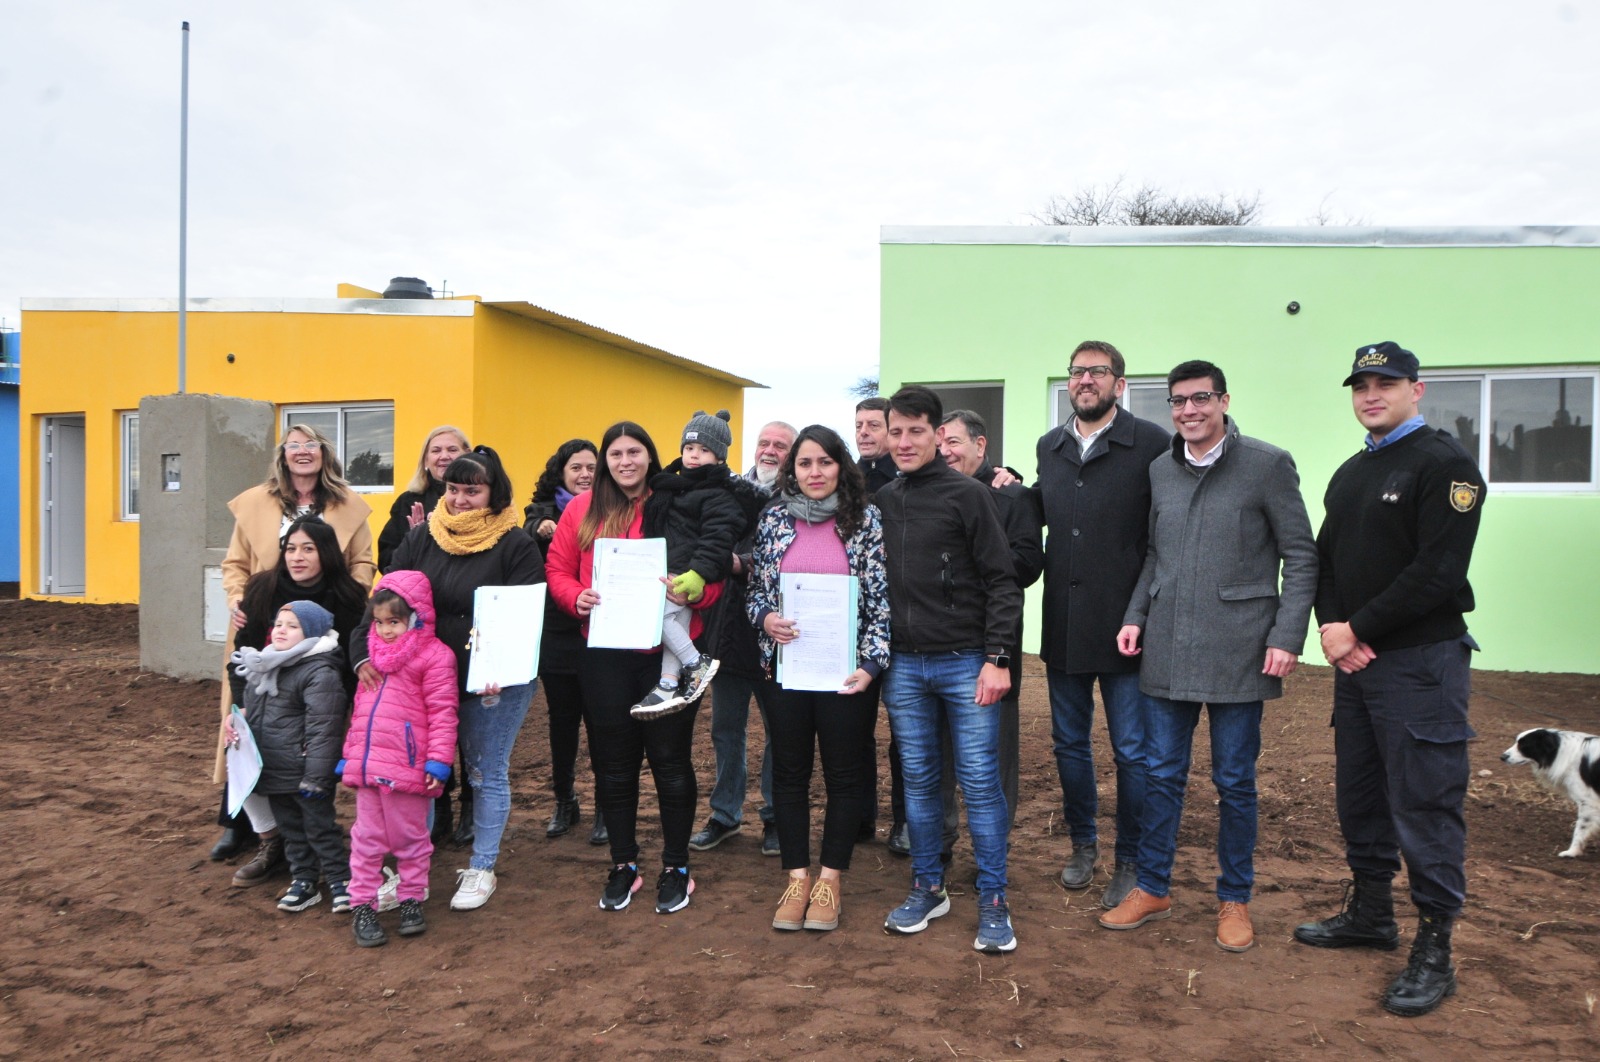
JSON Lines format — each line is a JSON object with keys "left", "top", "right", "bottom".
{"left": 1305, "top": 192, "right": 1369, "bottom": 226}
{"left": 847, "top": 374, "right": 879, "bottom": 398}
{"left": 1034, "top": 178, "right": 1262, "bottom": 226}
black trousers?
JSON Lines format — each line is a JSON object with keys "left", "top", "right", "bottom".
{"left": 767, "top": 681, "right": 876, "bottom": 871}
{"left": 267, "top": 791, "right": 349, "bottom": 884}
{"left": 542, "top": 669, "right": 587, "bottom": 799}
{"left": 580, "top": 648, "right": 700, "bottom": 868}
{"left": 1333, "top": 636, "right": 1475, "bottom": 917}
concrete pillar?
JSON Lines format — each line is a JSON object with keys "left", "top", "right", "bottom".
{"left": 138, "top": 393, "right": 275, "bottom": 680}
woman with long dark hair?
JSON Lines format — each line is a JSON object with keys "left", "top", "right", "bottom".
{"left": 524, "top": 439, "right": 605, "bottom": 843}
{"left": 373, "top": 446, "right": 545, "bottom": 912}
{"left": 225, "top": 516, "right": 369, "bottom": 888}
{"left": 746, "top": 425, "right": 890, "bottom": 932}
{"left": 545, "top": 421, "right": 721, "bottom": 914}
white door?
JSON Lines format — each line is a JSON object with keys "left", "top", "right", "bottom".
{"left": 42, "top": 416, "right": 86, "bottom": 595}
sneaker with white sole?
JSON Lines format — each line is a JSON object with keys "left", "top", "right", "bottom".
{"left": 679, "top": 654, "right": 720, "bottom": 704}
{"left": 629, "top": 681, "right": 687, "bottom": 720}
{"left": 599, "top": 863, "right": 642, "bottom": 910}
{"left": 450, "top": 867, "right": 496, "bottom": 911}
{"left": 655, "top": 866, "right": 695, "bottom": 913}
{"left": 883, "top": 878, "right": 950, "bottom": 935}
{"left": 328, "top": 880, "right": 352, "bottom": 915}
{"left": 278, "top": 878, "right": 322, "bottom": 913}
{"left": 376, "top": 866, "right": 431, "bottom": 913}
{"left": 974, "top": 893, "right": 1017, "bottom": 953}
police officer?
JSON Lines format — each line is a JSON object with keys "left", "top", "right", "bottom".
{"left": 1294, "top": 342, "right": 1485, "bottom": 1018}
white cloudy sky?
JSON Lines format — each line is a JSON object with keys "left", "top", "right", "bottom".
{"left": 5, "top": 1, "right": 1596, "bottom": 453}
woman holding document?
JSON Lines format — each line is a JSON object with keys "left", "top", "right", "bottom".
{"left": 746, "top": 425, "right": 890, "bottom": 932}
{"left": 373, "top": 446, "right": 545, "bottom": 913}
{"left": 546, "top": 421, "right": 722, "bottom": 916}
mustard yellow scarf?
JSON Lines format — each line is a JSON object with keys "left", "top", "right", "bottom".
{"left": 428, "top": 504, "right": 521, "bottom": 555}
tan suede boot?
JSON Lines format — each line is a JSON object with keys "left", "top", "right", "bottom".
{"left": 772, "top": 874, "right": 810, "bottom": 931}
{"left": 804, "top": 876, "right": 841, "bottom": 931}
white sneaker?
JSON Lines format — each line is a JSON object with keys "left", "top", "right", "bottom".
{"left": 450, "top": 867, "right": 496, "bottom": 911}
{"left": 376, "top": 865, "right": 430, "bottom": 913}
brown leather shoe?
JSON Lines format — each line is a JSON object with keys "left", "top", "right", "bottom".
{"left": 772, "top": 874, "right": 810, "bottom": 931}
{"left": 804, "top": 876, "right": 841, "bottom": 931}
{"left": 231, "top": 835, "right": 285, "bottom": 887}
{"left": 1098, "top": 886, "right": 1172, "bottom": 930}
{"left": 1216, "top": 901, "right": 1254, "bottom": 952}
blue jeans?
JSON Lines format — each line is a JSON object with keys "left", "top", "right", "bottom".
{"left": 708, "top": 673, "right": 774, "bottom": 827}
{"left": 883, "top": 650, "right": 1009, "bottom": 895}
{"left": 1048, "top": 668, "right": 1152, "bottom": 863}
{"left": 457, "top": 682, "right": 535, "bottom": 871}
{"left": 1136, "top": 697, "right": 1261, "bottom": 903}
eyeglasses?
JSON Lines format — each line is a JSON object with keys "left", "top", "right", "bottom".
{"left": 1068, "top": 365, "right": 1117, "bottom": 380}
{"left": 1165, "top": 391, "right": 1224, "bottom": 409}
{"left": 283, "top": 441, "right": 322, "bottom": 452}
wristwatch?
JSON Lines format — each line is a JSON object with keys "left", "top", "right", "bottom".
{"left": 986, "top": 653, "right": 1011, "bottom": 669}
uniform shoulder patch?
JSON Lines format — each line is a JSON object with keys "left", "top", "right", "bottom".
{"left": 1449, "top": 481, "right": 1480, "bottom": 513}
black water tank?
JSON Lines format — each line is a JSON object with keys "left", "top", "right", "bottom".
{"left": 383, "top": 277, "right": 433, "bottom": 299}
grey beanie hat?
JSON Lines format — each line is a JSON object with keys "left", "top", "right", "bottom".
{"left": 681, "top": 409, "right": 732, "bottom": 462}
{"left": 283, "top": 600, "right": 335, "bottom": 641}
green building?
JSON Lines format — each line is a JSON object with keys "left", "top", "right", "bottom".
{"left": 880, "top": 226, "right": 1599, "bottom": 674}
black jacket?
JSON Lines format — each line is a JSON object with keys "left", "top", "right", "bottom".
{"left": 231, "top": 571, "right": 364, "bottom": 709}
{"left": 706, "top": 488, "right": 783, "bottom": 679}
{"left": 859, "top": 452, "right": 898, "bottom": 494}
{"left": 524, "top": 498, "right": 585, "bottom": 676}
{"left": 875, "top": 458, "right": 1020, "bottom": 655}
{"left": 374, "top": 520, "right": 547, "bottom": 693}
{"left": 377, "top": 478, "right": 446, "bottom": 571}
{"left": 973, "top": 464, "right": 1045, "bottom": 693}
{"left": 1034, "top": 410, "right": 1170, "bottom": 673}
{"left": 642, "top": 460, "right": 761, "bottom": 582}
{"left": 242, "top": 648, "right": 347, "bottom": 796}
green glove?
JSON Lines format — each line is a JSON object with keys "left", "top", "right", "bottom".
{"left": 671, "top": 570, "right": 707, "bottom": 602}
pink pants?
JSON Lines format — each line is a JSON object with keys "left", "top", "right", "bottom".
{"left": 348, "top": 786, "right": 434, "bottom": 906}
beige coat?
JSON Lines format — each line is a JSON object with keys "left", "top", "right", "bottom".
{"left": 212, "top": 484, "right": 374, "bottom": 783}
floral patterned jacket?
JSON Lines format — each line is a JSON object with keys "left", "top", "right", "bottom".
{"left": 745, "top": 503, "right": 892, "bottom": 679}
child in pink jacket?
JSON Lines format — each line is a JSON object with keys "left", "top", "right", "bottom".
{"left": 338, "top": 569, "right": 458, "bottom": 947}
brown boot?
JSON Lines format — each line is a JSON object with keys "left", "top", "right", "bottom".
{"left": 1098, "top": 887, "right": 1172, "bottom": 930}
{"left": 804, "top": 876, "right": 841, "bottom": 931}
{"left": 231, "top": 834, "right": 285, "bottom": 887}
{"left": 1216, "top": 901, "right": 1254, "bottom": 952}
{"left": 772, "top": 874, "right": 810, "bottom": 931}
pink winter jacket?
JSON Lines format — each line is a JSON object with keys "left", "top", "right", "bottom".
{"left": 340, "top": 569, "right": 459, "bottom": 796}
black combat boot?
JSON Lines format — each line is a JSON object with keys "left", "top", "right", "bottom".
{"left": 1383, "top": 913, "right": 1457, "bottom": 1016}
{"left": 1292, "top": 875, "right": 1400, "bottom": 950}
{"left": 452, "top": 784, "right": 475, "bottom": 847}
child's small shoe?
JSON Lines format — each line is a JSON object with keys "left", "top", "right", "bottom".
{"left": 328, "top": 880, "right": 351, "bottom": 914}
{"left": 278, "top": 878, "right": 322, "bottom": 913}
{"left": 397, "top": 899, "right": 427, "bottom": 937}
{"left": 630, "top": 680, "right": 687, "bottom": 720}
{"left": 352, "top": 904, "right": 387, "bottom": 947}
{"left": 679, "top": 654, "right": 720, "bottom": 704}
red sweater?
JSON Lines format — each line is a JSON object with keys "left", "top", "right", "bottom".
{"left": 546, "top": 489, "right": 722, "bottom": 646}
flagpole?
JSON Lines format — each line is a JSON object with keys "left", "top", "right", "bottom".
{"left": 178, "top": 20, "right": 190, "bottom": 393}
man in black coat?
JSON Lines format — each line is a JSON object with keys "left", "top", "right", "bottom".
{"left": 1034, "top": 340, "right": 1169, "bottom": 910}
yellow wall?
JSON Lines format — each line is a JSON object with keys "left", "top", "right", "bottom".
{"left": 19, "top": 302, "right": 744, "bottom": 603}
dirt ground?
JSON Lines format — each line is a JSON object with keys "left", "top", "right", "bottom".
{"left": 1, "top": 600, "right": 1598, "bottom": 1060}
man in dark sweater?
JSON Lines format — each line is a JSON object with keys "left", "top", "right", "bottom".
{"left": 1294, "top": 342, "right": 1484, "bottom": 1018}
{"left": 855, "top": 397, "right": 898, "bottom": 493}
{"left": 877, "top": 386, "right": 1022, "bottom": 953}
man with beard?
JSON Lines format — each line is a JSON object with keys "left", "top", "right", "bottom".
{"left": 690, "top": 420, "right": 796, "bottom": 855}
{"left": 1034, "top": 341, "right": 1169, "bottom": 909}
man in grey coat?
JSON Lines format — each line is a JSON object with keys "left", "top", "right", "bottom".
{"left": 1100, "top": 359, "right": 1318, "bottom": 954}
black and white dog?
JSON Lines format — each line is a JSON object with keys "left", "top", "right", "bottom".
{"left": 1501, "top": 728, "right": 1600, "bottom": 858}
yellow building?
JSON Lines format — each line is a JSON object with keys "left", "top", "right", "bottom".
{"left": 19, "top": 283, "right": 758, "bottom": 603}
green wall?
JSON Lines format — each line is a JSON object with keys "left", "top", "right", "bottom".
{"left": 881, "top": 232, "right": 1600, "bottom": 674}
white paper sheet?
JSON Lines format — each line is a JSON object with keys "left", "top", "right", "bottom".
{"left": 466, "top": 583, "right": 547, "bottom": 693}
{"left": 225, "top": 707, "right": 263, "bottom": 818}
{"left": 586, "top": 537, "right": 667, "bottom": 650}
{"left": 776, "top": 573, "right": 859, "bottom": 691}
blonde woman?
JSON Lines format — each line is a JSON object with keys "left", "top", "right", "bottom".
{"left": 378, "top": 426, "right": 469, "bottom": 570}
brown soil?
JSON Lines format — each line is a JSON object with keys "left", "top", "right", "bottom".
{"left": 2, "top": 599, "right": 1598, "bottom": 1060}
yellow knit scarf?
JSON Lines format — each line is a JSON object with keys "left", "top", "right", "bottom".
{"left": 428, "top": 504, "right": 522, "bottom": 555}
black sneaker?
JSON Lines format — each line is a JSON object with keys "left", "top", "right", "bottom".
{"left": 599, "top": 863, "right": 642, "bottom": 911}
{"left": 352, "top": 904, "right": 387, "bottom": 947}
{"left": 655, "top": 866, "right": 695, "bottom": 914}
{"left": 629, "top": 682, "right": 687, "bottom": 720}
{"left": 397, "top": 898, "right": 427, "bottom": 937}
{"left": 328, "top": 880, "right": 352, "bottom": 914}
{"left": 688, "top": 818, "right": 742, "bottom": 851}
{"left": 761, "top": 823, "right": 781, "bottom": 857}
{"left": 278, "top": 878, "right": 322, "bottom": 913}
{"left": 679, "top": 655, "right": 720, "bottom": 704}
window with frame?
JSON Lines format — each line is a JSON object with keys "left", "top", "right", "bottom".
{"left": 1049, "top": 377, "right": 1171, "bottom": 432}
{"left": 281, "top": 403, "right": 396, "bottom": 492}
{"left": 120, "top": 411, "right": 139, "bottom": 520}
{"left": 1418, "top": 369, "right": 1597, "bottom": 490}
